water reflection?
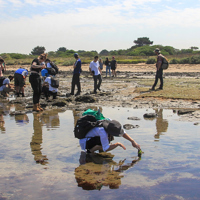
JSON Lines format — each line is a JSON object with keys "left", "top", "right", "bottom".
{"left": 75, "top": 152, "right": 140, "bottom": 190}
{"left": 155, "top": 109, "right": 168, "bottom": 140}
{"left": 30, "top": 113, "right": 48, "bottom": 165}
{"left": 15, "top": 114, "right": 29, "bottom": 125}
{"left": 0, "top": 114, "right": 5, "bottom": 133}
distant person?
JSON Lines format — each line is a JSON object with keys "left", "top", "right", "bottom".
{"left": 14, "top": 68, "right": 28, "bottom": 97}
{"left": 42, "top": 76, "right": 58, "bottom": 100}
{"left": 0, "top": 58, "right": 6, "bottom": 77}
{"left": 0, "top": 75, "right": 14, "bottom": 97}
{"left": 79, "top": 119, "right": 141, "bottom": 153}
{"left": 99, "top": 58, "right": 103, "bottom": 70}
{"left": 151, "top": 48, "right": 163, "bottom": 90}
{"left": 110, "top": 56, "right": 117, "bottom": 77}
{"left": 29, "top": 53, "right": 47, "bottom": 112}
{"left": 105, "top": 57, "right": 111, "bottom": 77}
{"left": 89, "top": 56, "right": 102, "bottom": 94}
{"left": 44, "top": 59, "right": 58, "bottom": 76}
{"left": 69, "top": 53, "right": 82, "bottom": 96}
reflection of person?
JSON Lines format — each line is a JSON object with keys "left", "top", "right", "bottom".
{"left": 15, "top": 114, "right": 29, "bottom": 125}
{"left": 0, "top": 114, "right": 5, "bottom": 133}
{"left": 110, "top": 56, "right": 117, "bottom": 77}
{"left": 79, "top": 120, "right": 140, "bottom": 153}
{"left": 30, "top": 113, "right": 48, "bottom": 165}
{"left": 69, "top": 53, "right": 82, "bottom": 96}
{"left": 154, "top": 109, "right": 168, "bottom": 139}
{"left": 89, "top": 56, "right": 102, "bottom": 94}
{"left": 29, "top": 53, "right": 47, "bottom": 112}
{"left": 105, "top": 57, "right": 111, "bottom": 77}
{"left": 14, "top": 68, "right": 28, "bottom": 97}
{"left": 151, "top": 48, "right": 164, "bottom": 90}
{"left": 75, "top": 151, "right": 140, "bottom": 190}
{"left": 0, "top": 75, "right": 14, "bottom": 97}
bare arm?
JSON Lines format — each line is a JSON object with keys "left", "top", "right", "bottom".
{"left": 31, "top": 62, "right": 45, "bottom": 69}
{"left": 98, "top": 67, "right": 102, "bottom": 74}
{"left": 106, "top": 142, "right": 126, "bottom": 152}
{"left": 123, "top": 133, "right": 140, "bottom": 150}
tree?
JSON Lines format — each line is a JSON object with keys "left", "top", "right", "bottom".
{"left": 99, "top": 49, "right": 109, "bottom": 56}
{"left": 190, "top": 46, "right": 199, "bottom": 50}
{"left": 133, "top": 37, "right": 153, "bottom": 47}
{"left": 31, "top": 46, "right": 46, "bottom": 55}
{"left": 57, "top": 47, "right": 67, "bottom": 52}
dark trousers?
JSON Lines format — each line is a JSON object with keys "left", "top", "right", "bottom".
{"left": 29, "top": 74, "right": 42, "bottom": 104}
{"left": 93, "top": 74, "right": 102, "bottom": 92}
{"left": 42, "top": 86, "right": 57, "bottom": 99}
{"left": 152, "top": 68, "right": 163, "bottom": 89}
{"left": 71, "top": 73, "right": 81, "bottom": 94}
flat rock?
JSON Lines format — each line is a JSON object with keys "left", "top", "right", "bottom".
{"left": 143, "top": 113, "right": 157, "bottom": 118}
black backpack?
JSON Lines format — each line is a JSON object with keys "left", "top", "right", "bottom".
{"left": 51, "top": 78, "right": 59, "bottom": 88}
{"left": 74, "top": 115, "right": 99, "bottom": 139}
{"left": 46, "top": 67, "right": 56, "bottom": 75}
{"left": 0, "top": 77, "right": 5, "bottom": 87}
{"left": 50, "top": 62, "right": 59, "bottom": 74}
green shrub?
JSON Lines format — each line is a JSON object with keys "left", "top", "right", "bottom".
{"left": 190, "top": 55, "right": 200, "bottom": 64}
{"left": 146, "top": 58, "right": 156, "bottom": 64}
{"left": 170, "top": 58, "right": 179, "bottom": 64}
{"left": 179, "top": 57, "right": 190, "bottom": 64}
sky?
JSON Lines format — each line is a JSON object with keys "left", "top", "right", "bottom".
{"left": 1, "top": 0, "right": 200, "bottom": 54}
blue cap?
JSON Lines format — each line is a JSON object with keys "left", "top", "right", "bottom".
{"left": 74, "top": 53, "right": 78, "bottom": 58}
{"left": 41, "top": 69, "right": 49, "bottom": 77}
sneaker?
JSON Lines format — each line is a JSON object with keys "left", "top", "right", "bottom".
{"left": 75, "top": 92, "right": 80, "bottom": 96}
{"left": 149, "top": 88, "right": 155, "bottom": 91}
{"left": 158, "top": 87, "right": 163, "bottom": 90}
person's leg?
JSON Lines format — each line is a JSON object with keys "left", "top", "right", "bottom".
{"left": 97, "top": 74, "right": 102, "bottom": 90}
{"left": 52, "top": 92, "right": 57, "bottom": 99}
{"left": 106, "top": 66, "right": 108, "bottom": 77}
{"left": 74, "top": 73, "right": 81, "bottom": 94}
{"left": 152, "top": 74, "right": 158, "bottom": 90}
{"left": 19, "top": 75, "right": 25, "bottom": 97}
{"left": 42, "top": 86, "right": 49, "bottom": 100}
{"left": 158, "top": 69, "right": 163, "bottom": 89}
{"left": 70, "top": 74, "right": 75, "bottom": 95}
{"left": 86, "top": 137, "right": 102, "bottom": 153}
{"left": 109, "top": 67, "right": 111, "bottom": 77}
{"left": 14, "top": 73, "right": 20, "bottom": 96}
{"left": 93, "top": 75, "right": 98, "bottom": 93}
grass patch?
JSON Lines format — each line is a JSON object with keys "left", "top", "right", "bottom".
{"left": 134, "top": 78, "right": 200, "bottom": 100}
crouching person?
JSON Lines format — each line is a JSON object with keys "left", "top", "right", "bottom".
{"left": 14, "top": 68, "right": 28, "bottom": 97}
{"left": 79, "top": 120, "right": 140, "bottom": 153}
{"left": 42, "top": 76, "right": 59, "bottom": 100}
{"left": 0, "top": 75, "right": 14, "bottom": 97}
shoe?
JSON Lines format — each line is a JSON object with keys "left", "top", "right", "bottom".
{"left": 37, "top": 104, "right": 43, "bottom": 111}
{"left": 158, "top": 87, "right": 163, "bottom": 90}
{"left": 97, "top": 88, "right": 101, "bottom": 91}
{"left": 66, "top": 93, "right": 73, "bottom": 97}
{"left": 93, "top": 91, "right": 97, "bottom": 94}
{"left": 150, "top": 88, "right": 155, "bottom": 91}
{"left": 75, "top": 92, "right": 80, "bottom": 96}
{"left": 22, "top": 93, "right": 25, "bottom": 97}
{"left": 33, "top": 104, "right": 40, "bottom": 112}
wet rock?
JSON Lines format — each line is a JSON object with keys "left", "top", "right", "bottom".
{"left": 194, "top": 122, "right": 199, "bottom": 125}
{"left": 123, "top": 124, "right": 139, "bottom": 130}
{"left": 52, "top": 101, "right": 67, "bottom": 107}
{"left": 127, "top": 116, "right": 141, "bottom": 120}
{"left": 9, "top": 111, "right": 27, "bottom": 116}
{"left": 75, "top": 95, "right": 96, "bottom": 103}
{"left": 143, "top": 113, "right": 157, "bottom": 118}
{"left": 177, "top": 110, "right": 195, "bottom": 115}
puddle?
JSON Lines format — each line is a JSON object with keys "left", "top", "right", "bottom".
{"left": 0, "top": 105, "right": 200, "bottom": 200}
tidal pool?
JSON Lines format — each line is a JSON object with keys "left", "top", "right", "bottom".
{"left": 0, "top": 105, "right": 200, "bottom": 200}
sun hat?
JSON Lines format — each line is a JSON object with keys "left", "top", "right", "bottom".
{"left": 102, "top": 120, "right": 124, "bottom": 137}
{"left": 154, "top": 48, "right": 160, "bottom": 53}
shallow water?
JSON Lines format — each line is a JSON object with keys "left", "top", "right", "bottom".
{"left": 0, "top": 105, "right": 200, "bottom": 200}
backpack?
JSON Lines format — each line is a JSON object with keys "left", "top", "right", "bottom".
{"left": 74, "top": 115, "right": 99, "bottom": 139}
{"left": 46, "top": 67, "right": 56, "bottom": 75}
{"left": 0, "top": 77, "right": 5, "bottom": 87}
{"left": 50, "top": 62, "right": 59, "bottom": 74}
{"left": 51, "top": 78, "right": 59, "bottom": 88}
{"left": 161, "top": 56, "right": 169, "bottom": 70}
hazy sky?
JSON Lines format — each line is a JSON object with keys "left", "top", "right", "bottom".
{"left": 1, "top": 0, "right": 200, "bottom": 54}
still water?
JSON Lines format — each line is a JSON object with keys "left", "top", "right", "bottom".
{"left": 0, "top": 105, "right": 200, "bottom": 200}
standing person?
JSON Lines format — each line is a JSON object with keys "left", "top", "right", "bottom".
{"left": 99, "top": 58, "right": 103, "bottom": 70}
{"left": 29, "top": 53, "right": 47, "bottom": 112}
{"left": 105, "top": 57, "right": 111, "bottom": 77}
{"left": 110, "top": 56, "right": 117, "bottom": 77}
{"left": 0, "top": 58, "right": 6, "bottom": 77}
{"left": 89, "top": 56, "right": 102, "bottom": 94}
{"left": 151, "top": 48, "right": 163, "bottom": 90}
{"left": 0, "top": 75, "right": 14, "bottom": 97}
{"left": 69, "top": 53, "right": 82, "bottom": 96}
{"left": 14, "top": 68, "right": 28, "bottom": 97}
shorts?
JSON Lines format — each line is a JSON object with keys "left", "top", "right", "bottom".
{"left": 111, "top": 67, "right": 116, "bottom": 70}
{"left": 14, "top": 73, "right": 25, "bottom": 87}
{"left": 86, "top": 136, "right": 101, "bottom": 152}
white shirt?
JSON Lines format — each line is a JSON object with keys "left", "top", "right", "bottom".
{"left": 46, "top": 62, "right": 52, "bottom": 68}
{"left": 44, "top": 77, "right": 58, "bottom": 93}
{"left": 0, "top": 78, "right": 10, "bottom": 92}
{"left": 79, "top": 127, "right": 110, "bottom": 152}
{"left": 89, "top": 61, "right": 100, "bottom": 75}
